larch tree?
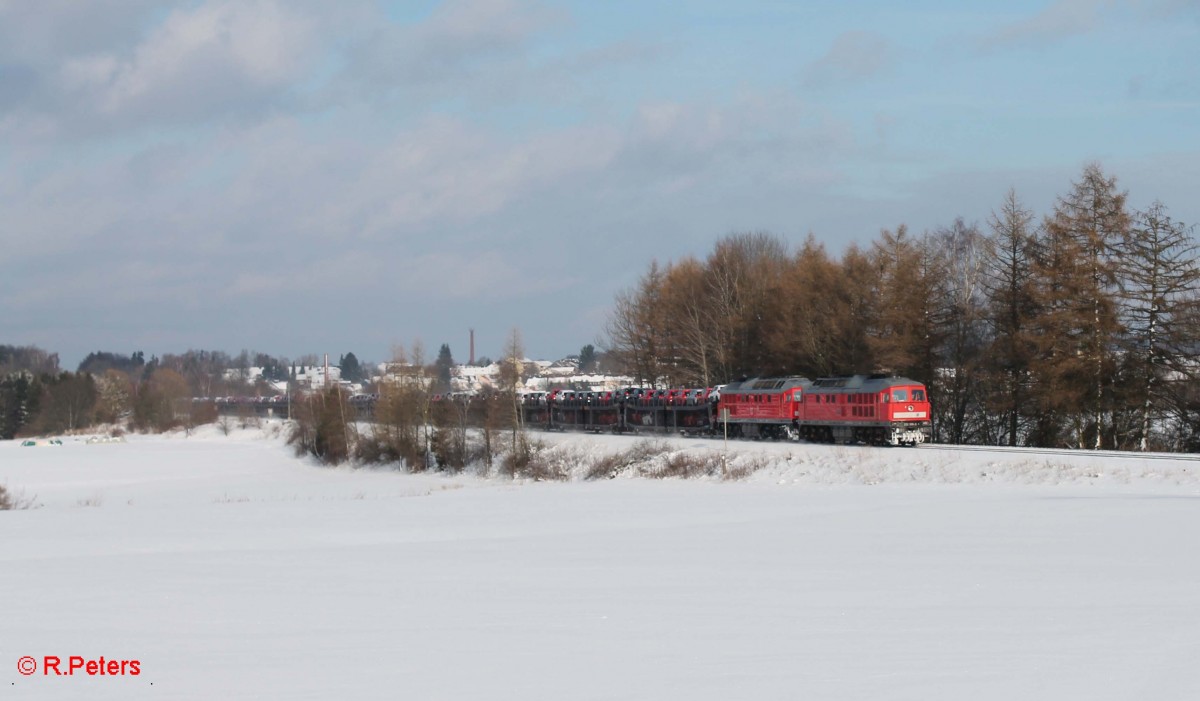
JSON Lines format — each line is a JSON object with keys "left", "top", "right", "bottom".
{"left": 763, "top": 235, "right": 848, "bottom": 377}
{"left": 1042, "top": 163, "right": 1130, "bottom": 448}
{"left": 868, "top": 224, "right": 941, "bottom": 382}
{"left": 1029, "top": 205, "right": 1097, "bottom": 447}
{"left": 981, "top": 189, "right": 1040, "bottom": 446}
{"left": 835, "top": 244, "right": 879, "bottom": 374}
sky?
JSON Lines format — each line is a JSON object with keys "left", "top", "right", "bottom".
{"left": 1, "top": 0, "right": 1197, "bottom": 370}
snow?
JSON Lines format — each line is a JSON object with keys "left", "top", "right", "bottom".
{"left": 3, "top": 425, "right": 1200, "bottom": 699}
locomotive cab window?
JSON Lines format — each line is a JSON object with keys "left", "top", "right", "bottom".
{"left": 912, "top": 389, "right": 926, "bottom": 402}
{"left": 892, "top": 389, "right": 909, "bottom": 402}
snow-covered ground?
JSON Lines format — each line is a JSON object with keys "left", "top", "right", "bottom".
{"left": 3, "top": 424, "right": 1200, "bottom": 699}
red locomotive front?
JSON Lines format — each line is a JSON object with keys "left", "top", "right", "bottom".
{"left": 800, "top": 375, "right": 931, "bottom": 446}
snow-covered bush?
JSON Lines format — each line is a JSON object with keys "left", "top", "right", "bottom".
{"left": 0, "top": 483, "right": 38, "bottom": 510}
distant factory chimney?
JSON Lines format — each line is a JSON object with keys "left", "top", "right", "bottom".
{"left": 469, "top": 329, "right": 475, "bottom": 366}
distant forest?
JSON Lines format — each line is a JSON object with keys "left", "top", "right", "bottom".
{"left": 605, "top": 163, "right": 1200, "bottom": 451}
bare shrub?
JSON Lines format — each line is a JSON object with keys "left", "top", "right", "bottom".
{"left": 353, "top": 431, "right": 392, "bottom": 465}
{"left": 502, "top": 436, "right": 568, "bottom": 481}
{"left": 643, "top": 450, "right": 723, "bottom": 479}
{"left": 722, "top": 454, "right": 771, "bottom": 481}
{"left": 76, "top": 494, "right": 103, "bottom": 508}
{"left": 213, "top": 493, "right": 251, "bottom": 504}
{"left": 513, "top": 441, "right": 585, "bottom": 481}
{"left": 0, "top": 483, "right": 39, "bottom": 510}
{"left": 584, "top": 451, "right": 633, "bottom": 480}
{"left": 627, "top": 438, "right": 671, "bottom": 463}
{"left": 583, "top": 439, "right": 671, "bottom": 480}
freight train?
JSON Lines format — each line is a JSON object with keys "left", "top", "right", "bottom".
{"left": 511, "top": 374, "right": 931, "bottom": 446}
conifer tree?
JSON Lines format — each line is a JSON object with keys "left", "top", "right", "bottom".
{"left": 867, "top": 225, "right": 942, "bottom": 384}
{"left": 763, "top": 235, "right": 849, "bottom": 377}
{"left": 340, "top": 352, "right": 363, "bottom": 383}
{"left": 1041, "top": 163, "right": 1129, "bottom": 448}
{"left": 577, "top": 344, "right": 597, "bottom": 374}
{"left": 981, "top": 190, "right": 1039, "bottom": 445}
{"left": 434, "top": 344, "right": 454, "bottom": 392}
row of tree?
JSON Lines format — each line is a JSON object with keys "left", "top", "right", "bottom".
{"left": 0, "top": 348, "right": 371, "bottom": 439}
{"left": 0, "top": 365, "right": 206, "bottom": 438}
{"left": 605, "top": 164, "right": 1200, "bottom": 451}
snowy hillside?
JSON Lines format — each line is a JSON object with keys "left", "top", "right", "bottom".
{"left": 3, "top": 426, "right": 1199, "bottom": 699}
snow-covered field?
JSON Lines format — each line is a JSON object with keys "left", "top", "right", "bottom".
{"left": 3, "top": 424, "right": 1200, "bottom": 700}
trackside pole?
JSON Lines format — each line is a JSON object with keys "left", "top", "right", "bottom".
{"left": 720, "top": 407, "right": 729, "bottom": 478}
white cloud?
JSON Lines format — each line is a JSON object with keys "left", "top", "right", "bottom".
{"left": 424, "top": 0, "right": 564, "bottom": 49}
{"left": 981, "top": 0, "right": 1118, "bottom": 48}
{"left": 0, "top": 1, "right": 162, "bottom": 62}
{"left": 340, "top": 0, "right": 569, "bottom": 104}
{"left": 803, "top": 31, "right": 897, "bottom": 89}
{"left": 58, "top": 0, "right": 318, "bottom": 121}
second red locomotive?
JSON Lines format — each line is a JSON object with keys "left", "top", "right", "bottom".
{"left": 716, "top": 374, "right": 930, "bottom": 446}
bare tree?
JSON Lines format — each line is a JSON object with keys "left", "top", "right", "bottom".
{"left": 931, "top": 218, "right": 986, "bottom": 444}
{"left": 1118, "top": 201, "right": 1200, "bottom": 450}
{"left": 605, "top": 262, "right": 669, "bottom": 386}
{"left": 33, "top": 372, "right": 97, "bottom": 433}
{"left": 704, "top": 232, "right": 789, "bottom": 378}
{"left": 660, "top": 258, "right": 716, "bottom": 386}
{"left": 364, "top": 343, "right": 429, "bottom": 470}
{"left": 499, "top": 328, "right": 531, "bottom": 476}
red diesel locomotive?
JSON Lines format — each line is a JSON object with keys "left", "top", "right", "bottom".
{"left": 717, "top": 374, "right": 931, "bottom": 446}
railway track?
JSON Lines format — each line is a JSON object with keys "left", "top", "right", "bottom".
{"left": 917, "top": 442, "right": 1200, "bottom": 463}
